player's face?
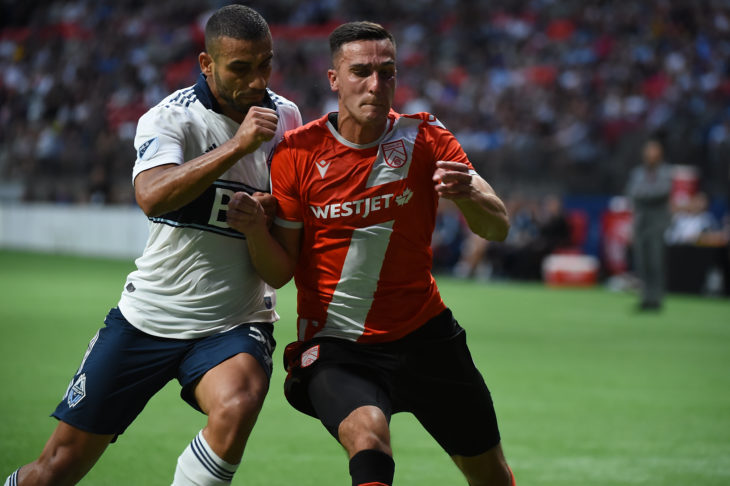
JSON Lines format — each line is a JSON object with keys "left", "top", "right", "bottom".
{"left": 329, "top": 39, "right": 396, "bottom": 129}
{"left": 203, "top": 35, "right": 273, "bottom": 119}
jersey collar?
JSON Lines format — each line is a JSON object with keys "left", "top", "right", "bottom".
{"left": 194, "top": 73, "right": 223, "bottom": 113}
{"left": 325, "top": 111, "right": 397, "bottom": 149}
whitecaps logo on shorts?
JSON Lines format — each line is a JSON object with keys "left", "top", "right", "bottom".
{"left": 301, "top": 345, "right": 320, "bottom": 368}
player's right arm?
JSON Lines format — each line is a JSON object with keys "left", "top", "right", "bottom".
{"left": 135, "top": 106, "right": 278, "bottom": 217}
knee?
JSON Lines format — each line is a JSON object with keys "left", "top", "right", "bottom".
{"left": 338, "top": 406, "right": 391, "bottom": 457}
{"left": 341, "top": 427, "right": 390, "bottom": 455}
{"left": 208, "top": 386, "right": 267, "bottom": 433}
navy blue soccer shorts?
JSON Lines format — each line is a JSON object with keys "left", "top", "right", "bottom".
{"left": 283, "top": 308, "right": 502, "bottom": 457}
{"left": 52, "top": 307, "right": 275, "bottom": 439}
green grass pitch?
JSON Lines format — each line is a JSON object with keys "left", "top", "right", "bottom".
{"left": 1, "top": 250, "right": 728, "bottom": 485}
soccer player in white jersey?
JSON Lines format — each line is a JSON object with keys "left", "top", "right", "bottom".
{"left": 228, "top": 21, "right": 515, "bottom": 486}
{"left": 4, "top": 5, "right": 301, "bottom": 486}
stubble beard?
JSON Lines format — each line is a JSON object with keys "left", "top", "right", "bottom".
{"left": 214, "top": 70, "right": 260, "bottom": 116}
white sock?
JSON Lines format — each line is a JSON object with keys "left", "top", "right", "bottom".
{"left": 171, "top": 430, "right": 239, "bottom": 486}
{"left": 4, "top": 469, "right": 19, "bottom": 486}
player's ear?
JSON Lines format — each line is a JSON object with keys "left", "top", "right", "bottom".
{"left": 327, "top": 68, "right": 338, "bottom": 92}
{"left": 199, "top": 52, "right": 213, "bottom": 76}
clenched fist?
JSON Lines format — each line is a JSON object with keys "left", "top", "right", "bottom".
{"left": 234, "top": 107, "right": 278, "bottom": 154}
{"left": 227, "top": 191, "right": 276, "bottom": 235}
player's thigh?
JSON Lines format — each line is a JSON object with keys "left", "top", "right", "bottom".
{"left": 401, "top": 320, "right": 501, "bottom": 457}
{"left": 308, "top": 365, "right": 393, "bottom": 440}
{"left": 193, "top": 353, "right": 270, "bottom": 417}
{"left": 409, "top": 367, "right": 501, "bottom": 457}
{"left": 183, "top": 323, "right": 276, "bottom": 415}
{"left": 52, "top": 307, "right": 183, "bottom": 437}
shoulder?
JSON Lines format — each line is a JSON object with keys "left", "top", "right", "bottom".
{"left": 153, "top": 86, "right": 202, "bottom": 114}
{"left": 267, "top": 89, "right": 299, "bottom": 112}
{"left": 139, "top": 85, "right": 202, "bottom": 127}
{"left": 271, "top": 116, "right": 329, "bottom": 170}
{"left": 282, "top": 113, "right": 329, "bottom": 145}
{"left": 397, "top": 111, "right": 447, "bottom": 130}
{"left": 394, "top": 111, "right": 457, "bottom": 146}
{"left": 267, "top": 89, "right": 302, "bottom": 129}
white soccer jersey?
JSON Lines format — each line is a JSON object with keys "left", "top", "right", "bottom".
{"left": 118, "top": 74, "right": 302, "bottom": 339}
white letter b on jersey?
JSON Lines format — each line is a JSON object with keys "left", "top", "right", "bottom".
{"left": 209, "top": 188, "right": 234, "bottom": 228}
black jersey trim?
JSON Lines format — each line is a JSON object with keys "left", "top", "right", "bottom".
{"left": 148, "top": 179, "right": 265, "bottom": 239}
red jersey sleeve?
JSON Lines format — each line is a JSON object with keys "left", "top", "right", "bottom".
{"left": 421, "top": 115, "right": 473, "bottom": 170}
{"left": 270, "top": 136, "right": 303, "bottom": 225}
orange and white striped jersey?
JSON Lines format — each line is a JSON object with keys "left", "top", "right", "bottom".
{"left": 271, "top": 110, "right": 473, "bottom": 343}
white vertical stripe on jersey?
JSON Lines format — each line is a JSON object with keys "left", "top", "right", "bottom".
{"left": 319, "top": 221, "right": 395, "bottom": 340}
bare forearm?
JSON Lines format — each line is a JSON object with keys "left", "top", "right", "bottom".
{"left": 136, "top": 106, "right": 279, "bottom": 217}
{"left": 136, "top": 139, "right": 245, "bottom": 216}
{"left": 226, "top": 192, "right": 298, "bottom": 288}
{"left": 455, "top": 177, "right": 510, "bottom": 241}
{"left": 245, "top": 227, "right": 297, "bottom": 288}
{"left": 434, "top": 161, "right": 510, "bottom": 241}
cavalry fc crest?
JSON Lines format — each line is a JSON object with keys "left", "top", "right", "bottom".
{"left": 382, "top": 140, "right": 407, "bottom": 168}
{"left": 301, "top": 345, "right": 320, "bottom": 368}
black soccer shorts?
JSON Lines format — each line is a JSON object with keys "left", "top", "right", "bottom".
{"left": 283, "top": 308, "right": 502, "bottom": 457}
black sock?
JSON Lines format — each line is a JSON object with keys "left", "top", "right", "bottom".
{"left": 349, "top": 449, "right": 395, "bottom": 486}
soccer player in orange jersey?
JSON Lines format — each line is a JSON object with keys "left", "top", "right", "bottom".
{"left": 228, "top": 21, "right": 515, "bottom": 486}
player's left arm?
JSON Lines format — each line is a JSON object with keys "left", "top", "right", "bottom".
{"left": 227, "top": 135, "right": 303, "bottom": 288}
{"left": 226, "top": 191, "right": 300, "bottom": 288}
{"left": 434, "top": 160, "right": 509, "bottom": 242}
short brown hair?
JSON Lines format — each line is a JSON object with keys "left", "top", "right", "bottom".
{"left": 329, "top": 21, "right": 395, "bottom": 60}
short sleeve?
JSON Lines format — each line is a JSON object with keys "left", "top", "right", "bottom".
{"left": 270, "top": 137, "right": 303, "bottom": 227}
{"left": 132, "top": 105, "right": 187, "bottom": 182}
{"left": 424, "top": 116, "right": 473, "bottom": 171}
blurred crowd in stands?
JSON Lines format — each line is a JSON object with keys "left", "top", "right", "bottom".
{"left": 433, "top": 188, "right": 729, "bottom": 284}
{"left": 1, "top": 0, "right": 729, "bottom": 283}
